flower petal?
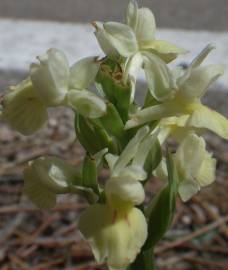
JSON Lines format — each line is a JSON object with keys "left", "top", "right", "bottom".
{"left": 174, "top": 133, "right": 207, "bottom": 180}
{"left": 30, "top": 48, "right": 70, "bottom": 106}
{"left": 24, "top": 167, "right": 57, "bottom": 209}
{"left": 67, "top": 89, "right": 107, "bottom": 118}
{"left": 2, "top": 79, "right": 48, "bottom": 135}
{"left": 143, "top": 52, "right": 174, "bottom": 101}
{"left": 120, "top": 165, "right": 147, "bottom": 181}
{"left": 28, "top": 156, "right": 81, "bottom": 193}
{"left": 190, "top": 44, "right": 215, "bottom": 69}
{"left": 153, "top": 158, "right": 168, "bottom": 180}
{"left": 126, "top": 0, "right": 138, "bottom": 30}
{"left": 105, "top": 176, "right": 145, "bottom": 205}
{"left": 178, "top": 44, "right": 215, "bottom": 86}
{"left": 136, "top": 7, "right": 156, "bottom": 43}
{"left": 105, "top": 153, "right": 119, "bottom": 171}
{"left": 196, "top": 153, "right": 216, "bottom": 187}
{"left": 180, "top": 64, "right": 224, "bottom": 100}
{"left": 113, "top": 126, "right": 149, "bottom": 174}
{"left": 78, "top": 204, "right": 147, "bottom": 270}
{"left": 104, "top": 22, "right": 138, "bottom": 57}
{"left": 178, "top": 179, "right": 200, "bottom": 202}
{"left": 125, "top": 103, "right": 181, "bottom": 129}
{"left": 132, "top": 133, "right": 157, "bottom": 167}
{"left": 123, "top": 52, "right": 143, "bottom": 101}
{"left": 141, "top": 40, "right": 187, "bottom": 63}
{"left": 94, "top": 22, "right": 119, "bottom": 58}
{"left": 69, "top": 57, "right": 100, "bottom": 90}
{"left": 187, "top": 104, "right": 228, "bottom": 140}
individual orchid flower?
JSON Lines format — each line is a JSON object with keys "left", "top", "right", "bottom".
{"left": 93, "top": 0, "right": 186, "bottom": 101}
{"left": 1, "top": 49, "right": 68, "bottom": 135}
{"left": 95, "top": 0, "right": 186, "bottom": 62}
{"left": 79, "top": 126, "right": 157, "bottom": 270}
{"left": 24, "top": 156, "right": 97, "bottom": 209}
{"left": 31, "top": 49, "right": 105, "bottom": 117}
{"left": 0, "top": 49, "right": 68, "bottom": 135}
{"left": 125, "top": 45, "right": 228, "bottom": 141}
{"left": 1, "top": 49, "right": 106, "bottom": 135}
{"left": 155, "top": 133, "right": 216, "bottom": 202}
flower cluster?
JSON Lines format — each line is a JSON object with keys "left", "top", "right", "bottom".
{"left": 1, "top": 1, "right": 228, "bottom": 269}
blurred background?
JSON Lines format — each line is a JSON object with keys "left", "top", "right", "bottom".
{"left": 0, "top": 1, "right": 228, "bottom": 269}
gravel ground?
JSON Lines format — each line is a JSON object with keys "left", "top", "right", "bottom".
{"left": 0, "top": 107, "right": 227, "bottom": 270}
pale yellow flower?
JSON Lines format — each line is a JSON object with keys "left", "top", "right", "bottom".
{"left": 125, "top": 45, "right": 228, "bottom": 141}
{"left": 79, "top": 127, "right": 152, "bottom": 270}
{"left": 93, "top": 0, "right": 186, "bottom": 101}
{"left": 24, "top": 156, "right": 96, "bottom": 209}
{"left": 1, "top": 50, "right": 106, "bottom": 134}
{"left": 155, "top": 133, "right": 216, "bottom": 202}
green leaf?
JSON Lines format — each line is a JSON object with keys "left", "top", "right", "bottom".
{"left": 82, "top": 154, "right": 99, "bottom": 195}
{"left": 96, "top": 58, "right": 131, "bottom": 123}
{"left": 143, "top": 150, "right": 178, "bottom": 250}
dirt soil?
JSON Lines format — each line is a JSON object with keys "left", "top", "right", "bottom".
{"left": 0, "top": 106, "right": 228, "bottom": 270}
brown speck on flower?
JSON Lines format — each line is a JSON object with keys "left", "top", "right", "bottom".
{"left": 124, "top": 214, "right": 131, "bottom": 227}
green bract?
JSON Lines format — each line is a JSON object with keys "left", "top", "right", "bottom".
{"left": 1, "top": 1, "right": 227, "bottom": 270}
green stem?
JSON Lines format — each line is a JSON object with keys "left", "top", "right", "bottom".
{"left": 128, "top": 248, "right": 155, "bottom": 270}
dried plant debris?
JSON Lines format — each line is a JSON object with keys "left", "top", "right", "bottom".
{"left": 0, "top": 108, "right": 227, "bottom": 270}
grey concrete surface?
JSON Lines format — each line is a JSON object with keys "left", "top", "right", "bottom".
{"left": 0, "top": 70, "right": 26, "bottom": 92}
{"left": 0, "top": 0, "right": 227, "bottom": 31}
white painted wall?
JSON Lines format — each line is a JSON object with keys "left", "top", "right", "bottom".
{"left": 0, "top": 19, "right": 227, "bottom": 90}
